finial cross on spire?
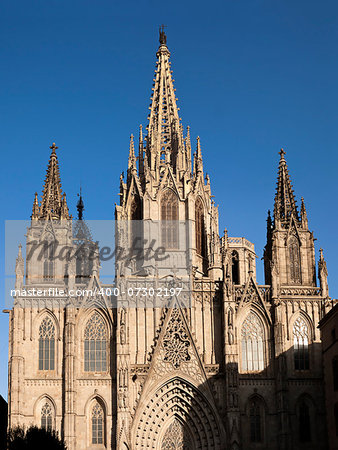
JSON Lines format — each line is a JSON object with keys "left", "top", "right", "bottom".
{"left": 50, "top": 142, "right": 58, "bottom": 152}
{"left": 159, "top": 24, "right": 167, "bottom": 45}
{"left": 279, "top": 148, "right": 286, "bottom": 158}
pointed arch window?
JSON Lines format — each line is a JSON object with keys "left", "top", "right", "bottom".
{"left": 241, "top": 312, "right": 265, "bottom": 372}
{"left": 161, "top": 189, "right": 178, "bottom": 249}
{"left": 39, "top": 317, "right": 55, "bottom": 370}
{"left": 161, "top": 419, "right": 193, "bottom": 450}
{"left": 249, "top": 397, "right": 264, "bottom": 442}
{"left": 84, "top": 312, "right": 108, "bottom": 372}
{"left": 130, "top": 195, "right": 142, "bottom": 258}
{"left": 195, "top": 198, "right": 206, "bottom": 258}
{"left": 293, "top": 317, "right": 309, "bottom": 370}
{"left": 298, "top": 400, "right": 311, "bottom": 442}
{"left": 41, "top": 402, "right": 53, "bottom": 430}
{"left": 43, "top": 236, "right": 55, "bottom": 281}
{"left": 232, "top": 251, "right": 240, "bottom": 285}
{"left": 91, "top": 401, "right": 104, "bottom": 445}
{"left": 289, "top": 235, "right": 301, "bottom": 283}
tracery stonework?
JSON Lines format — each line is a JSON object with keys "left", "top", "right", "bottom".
{"left": 163, "top": 309, "right": 191, "bottom": 368}
{"left": 7, "top": 29, "right": 333, "bottom": 450}
{"left": 161, "top": 419, "right": 193, "bottom": 450}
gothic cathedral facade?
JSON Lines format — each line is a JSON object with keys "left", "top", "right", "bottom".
{"left": 8, "top": 31, "right": 333, "bottom": 450}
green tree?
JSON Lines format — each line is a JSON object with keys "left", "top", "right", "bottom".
{"left": 7, "top": 425, "right": 67, "bottom": 450}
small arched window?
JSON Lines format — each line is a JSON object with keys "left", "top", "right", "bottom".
{"left": 41, "top": 402, "right": 53, "bottom": 430}
{"left": 91, "top": 401, "right": 104, "bottom": 445}
{"left": 241, "top": 312, "right": 265, "bottom": 372}
{"left": 161, "top": 190, "right": 178, "bottom": 249}
{"left": 289, "top": 236, "right": 301, "bottom": 284}
{"left": 333, "top": 356, "right": 338, "bottom": 391}
{"left": 39, "top": 317, "right": 55, "bottom": 370}
{"left": 84, "top": 312, "right": 108, "bottom": 372}
{"left": 248, "top": 397, "right": 264, "bottom": 442}
{"left": 293, "top": 317, "right": 309, "bottom": 370}
{"left": 298, "top": 400, "right": 311, "bottom": 442}
{"left": 232, "top": 251, "right": 240, "bottom": 284}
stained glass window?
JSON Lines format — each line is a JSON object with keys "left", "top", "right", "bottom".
{"left": 41, "top": 402, "right": 53, "bottom": 430}
{"left": 161, "top": 189, "right": 178, "bottom": 249}
{"left": 241, "top": 312, "right": 265, "bottom": 372}
{"left": 91, "top": 402, "right": 104, "bottom": 444}
{"left": 293, "top": 317, "right": 309, "bottom": 370}
{"left": 84, "top": 312, "right": 107, "bottom": 372}
{"left": 39, "top": 317, "right": 55, "bottom": 370}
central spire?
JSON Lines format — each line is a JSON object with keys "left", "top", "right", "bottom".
{"left": 144, "top": 28, "right": 185, "bottom": 177}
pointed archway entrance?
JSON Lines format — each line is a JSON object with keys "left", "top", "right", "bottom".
{"left": 132, "top": 377, "right": 223, "bottom": 449}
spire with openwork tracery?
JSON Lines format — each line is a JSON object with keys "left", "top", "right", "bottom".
{"left": 33, "top": 143, "right": 69, "bottom": 220}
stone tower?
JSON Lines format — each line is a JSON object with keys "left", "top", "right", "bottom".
{"left": 114, "top": 27, "right": 226, "bottom": 449}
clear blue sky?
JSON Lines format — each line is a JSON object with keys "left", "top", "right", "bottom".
{"left": 1, "top": 0, "right": 337, "bottom": 398}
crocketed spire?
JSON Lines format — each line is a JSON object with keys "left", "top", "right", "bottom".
{"left": 273, "top": 149, "right": 299, "bottom": 227}
{"left": 36, "top": 143, "right": 69, "bottom": 220}
{"left": 144, "top": 29, "right": 186, "bottom": 177}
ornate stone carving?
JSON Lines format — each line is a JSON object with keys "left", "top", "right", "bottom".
{"left": 163, "top": 309, "right": 191, "bottom": 368}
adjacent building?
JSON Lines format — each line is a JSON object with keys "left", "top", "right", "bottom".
{"left": 319, "top": 302, "right": 338, "bottom": 449}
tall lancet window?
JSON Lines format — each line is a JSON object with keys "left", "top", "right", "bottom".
{"left": 289, "top": 236, "right": 301, "bottom": 283}
{"left": 43, "top": 235, "right": 55, "bottom": 281}
{"left": 39, "top": 317, "right": 55, "bottom": 370}
{"left": 249, "top": 397, "right": 264, "bottom": 443}
{"left": 232, "top": 251, "right": 240, "bottom": 285}
{"left": 241, "top": 312, "right": 265, "bottom": 372}
{"left": 130, "top": 195, "right": 142, "bottom": 256}
{"left": 195, "top": 198, "right": 206, "bottom": 258}
{"left": 161, "top": 189, "right": 178, "bottom": 249}
{"left": 41, "top": 402, "right": 53, "bottom": 430}
{"left": 91, "top": 401, "right": 104, "bottom": 445}
{"left": 293, "top": 317, "right": 310, "bottom": 370}
{"left": 84, "top": 312, "right": 108, "bottom": 372}
{"left": 298, "top": 400, "right": 311, "bottom": 442}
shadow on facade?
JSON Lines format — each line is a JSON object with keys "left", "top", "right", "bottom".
{"left": 150, "top": 343, "right": 328, "bottom": 450}
{"left": 217, "top": 342, "right": 328, "bottom": 450}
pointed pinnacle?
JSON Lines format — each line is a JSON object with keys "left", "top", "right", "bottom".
{"left": 77, "top": 190, "right": 84, "bottom": 220}
{"left": 196, "top": 136, "right": 202, "bottom": 159}
{"left": 128, "top": 134, "right": 136, "bottom": 170}
{"left": 32, "top": 192, "right": 40, "bottom": 218}
{"left": 61, "top": 193, "right": 69, "bottom": 219}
